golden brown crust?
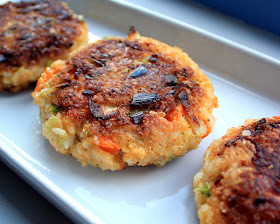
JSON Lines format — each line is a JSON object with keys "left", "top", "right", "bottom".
{"left": 194, "top": 116, "right": 280, "bottom": 224}
{"left": 0, "top": 0, "right": 88, "bottom": 92}
{"left": 33, "top": 29, "right": 218, "bottom": 170}
{"left": 48, "top": 31, "right": 208, "bottom": 134}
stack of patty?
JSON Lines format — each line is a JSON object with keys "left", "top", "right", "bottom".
{"left": 33, "top": 27, "right": 218, "bottom": 171}
{"left": 0, "top": 0, "right": 88, "bottom": 92}
{"left": 194, "top": 116, "right": 280, "bottom": 224}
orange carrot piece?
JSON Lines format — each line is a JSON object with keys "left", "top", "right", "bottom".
{"left": 98, "top": 136, "right": 120, "bottom": 156}
{"left": 35, "top": 67, "right": 54, "bottom": 92}
{"left": 35, "top": 64, "right": 65, "bottom": 92}
{"left": 166, "top": 105, "right": 183, "bottom": 122}
{"left": 117, "top": 164, "right": 124, "bottom": 170}
{"left": 201, "top": 118, "right": 211, "bottom": 139}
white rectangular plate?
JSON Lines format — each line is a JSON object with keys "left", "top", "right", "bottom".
{"left": 0, "top": 0, "right": 280, "bottom": 223}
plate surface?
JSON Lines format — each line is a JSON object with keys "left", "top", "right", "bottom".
{"left": 0, "top": 1, "right": 280, "bottom": 224}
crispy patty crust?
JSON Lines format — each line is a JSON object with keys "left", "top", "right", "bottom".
{"left": 193, "top": 116, "right": 280, "bottom": 224}
{"left": 33, "top": 28, "right": 218, "bottom": 171}
{"left": 0, "top": 0, "right": 88, "bottom": 92}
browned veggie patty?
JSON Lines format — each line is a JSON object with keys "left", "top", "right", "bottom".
{"left": 0, "top": 0, "right": 88, "bottom": 92}
{"left": 32, "top": 28, "right": 218, "bottom": 171}
{"left": 193, "top": 116, "right": 280, "bottom": 224}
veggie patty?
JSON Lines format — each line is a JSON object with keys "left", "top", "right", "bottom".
{"left": 33, "top": 27, "right": 218, "bottom": 171}
{"left": 194, "top": 116, "right": 280, "bottom": 224}
{"left": 0, "top": 0, "right": 88, "bottom": 92}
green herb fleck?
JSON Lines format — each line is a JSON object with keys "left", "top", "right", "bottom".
{"left": 133, "top": 58, "right": 148, "bottom": 65}
{"left": 51, "top": 105, "right": 61, "bottom": 114}
{"left": 121, "top": 68, "right": 129, "bottom": 74}
{"left": 103, "top": 36, "right": 111, "bottom": 39}
{"left": 8, "top": 29, "right": 14, "bottom": 35}
{"left": 130, "top": 108, "right": 146, "bottom": 114}
{"left": 141, "top": 58, "right": 148, "bottom": 64}
{"left": 47, "top": 60, "right": 52, "bottom": 67}
{"left": 194, "top": 183, "right": 211, "bottom": 197}
{"left": 17, "top": 66, "right": 25, "bottom": 73}
{"left": 6, "top": 83, "right": 12, "bottom": 88}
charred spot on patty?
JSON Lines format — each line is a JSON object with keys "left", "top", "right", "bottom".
{"left": 225, "top": 136, "right": 245, "bottom": 147}
{"left": 131, "top": 93, "right": 158, "bottom": 108}
{"left": 129, "top": 66, "right": 149, "bottom": 78}
{"left": 82, "top": 89, "right": 94, "bottom": 96}
{"left": 130, "top": 111, "right": 145, "bottom": 124}
{"left": 163, "top": 73, "right": 178, "bottom": 86}
{"left": 89, "top": 99, "right": 120, "bottom": 120}
{"left": 0, "top": 53, "right": 12, "bottom": 63}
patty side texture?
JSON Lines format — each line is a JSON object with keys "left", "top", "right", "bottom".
{"left": 193, "top": 116, "right": 280, "bottom": 224}
{"left": 0, "top": 0, "right": 88, "bottom": 92}
{"left": 33, "top": 28, "right": 218, "bottom": 171}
